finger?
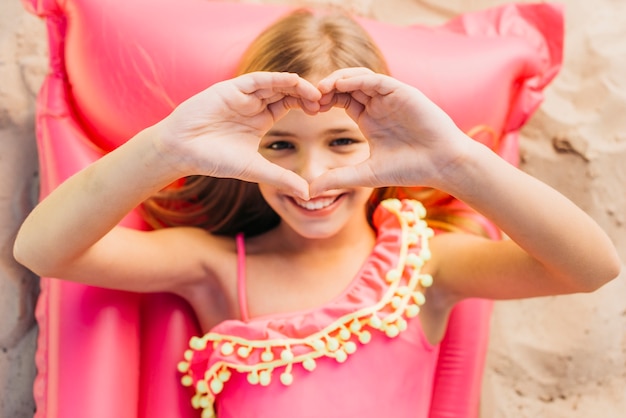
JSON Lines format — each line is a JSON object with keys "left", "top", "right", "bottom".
{"left": 319, "top": 92, "right": 366, "bottom": 122}
{"left": 244, "top": 157, "right": 310, "bottom": 200}
{"left": 266, "top": 96, "right": 320, "bottom": 120}
{"left": 309, "top": 164, "right": 380, "bottom": 197}
{"left": 237, "top": 72, "right": 298, "bottom": 94}
{"left": 244, "top": 75, "right": 321, "bottom": 117}
{"left": 241, "top": 72, "right": 322, "bottom": 103}
{"left": 254, "top": 85, "right": 321, "bottom": 106}
{"left": 320, "top": 88, "right": 371, "bottom": 109}
{"left": 319, "top": 87, "right": 368, "bottom": 105}
{"left": 333, "top": 74, "right": 396, "bottom": 98}
{"left": 281, "top": 95, "right": 321, "bottom": 115}
{"left": 318, "top": 91, "right": 347, "bottom": 111}
{"left": 317, "top": 67, "right": 375, "bottom": 94}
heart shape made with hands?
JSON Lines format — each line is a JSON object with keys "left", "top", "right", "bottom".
{"left": 242, "top": 77, "right": 379, "bottom": 200}
{"left": 246, "top": 71, "right": 460, "bottom": 200}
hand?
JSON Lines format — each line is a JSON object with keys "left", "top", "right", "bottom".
{"left": 311, "top": 68, "right": 470, "bottom": 196}
{"left": 155, "top": 72, "right": 322, "bottom": 199}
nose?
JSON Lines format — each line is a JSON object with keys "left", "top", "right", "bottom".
{"left": 294, "top": 149, "right": 330, "bottom": 183}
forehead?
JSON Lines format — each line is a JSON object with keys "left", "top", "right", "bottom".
{"left": 268, "top": 107, "right": 361, "bottom": 136}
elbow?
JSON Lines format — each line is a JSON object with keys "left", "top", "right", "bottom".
{"left": 575, "top": 231, "right": 623, "bottom": 293}
{"left": 578, "top": 254, "right": 622, "bottom": 293}
{"left": 13, "top": 238, "right": 39, "bottom": 276}
{"left": 13, "top": 237, "right": 28, "bottom": 269}
{"left": 13, "top": 236, "right": 53, "bottom": 278}
{"left": 597, "top": 250, "right": 622, "bottom": 289}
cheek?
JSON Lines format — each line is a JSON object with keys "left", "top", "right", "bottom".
{"left": 257, "top": 183, "right": 273, "bottom": 202}
{"left": 358, "top": 148, "right": 370, "bottom": 163}
{"left": 359, "top": 187, "right": 375, "bottom": 202}
{"left": 260, "top": 152, "right": 297, "bottom": 172}
{"left": 257, "top": 183, "right": 288, "bottom": 213}
{"left": 349, "top": 144, "right": 370, "bottom": 165}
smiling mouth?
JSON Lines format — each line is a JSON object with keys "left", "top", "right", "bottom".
{"left": 292, "top": 195, "right": 343, "bottom": 211}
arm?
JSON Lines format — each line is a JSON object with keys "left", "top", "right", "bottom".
{"left": 427, "top": 139, "right": 620, "bottom": 299}
{"left": 13, "top": 72, "right": 322, "bottom": 292}
{"left": 314, "top": 68, "right": 621, "bottom": 300}
{"left": 13, "top": 126, "right": 196, "bottom": 291}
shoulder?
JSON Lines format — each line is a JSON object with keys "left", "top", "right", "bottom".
{"left": 118, "top": 225, "right": 241, "bottom": 297}
{"left": 141, "top": 226, "right": 236, "bottom": 265}
{"left": 157, "top": 226, "right": 239, "bottom": 283}
{"left": 160, "top": 227, "right": 242, "bottom": 327}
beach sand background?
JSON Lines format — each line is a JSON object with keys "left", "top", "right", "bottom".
{"left": 1, "top": 0, "right": 624, "bottom": 416}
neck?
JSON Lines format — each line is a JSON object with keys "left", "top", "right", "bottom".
{"left": 262, "top": 216, "right": 375, "bottom": 256}
{"left": 291, "top": 226, "right": 374, "bottom": 253}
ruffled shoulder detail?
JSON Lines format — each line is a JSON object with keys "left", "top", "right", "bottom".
{"left": 178, "top": 199, "right": 434, "bottom": 418}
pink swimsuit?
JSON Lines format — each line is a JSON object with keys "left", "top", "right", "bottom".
{"left": 179, "top": 199, "right": 441, "bottom": 417}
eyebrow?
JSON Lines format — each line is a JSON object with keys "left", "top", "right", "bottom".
{"left": 265, "top": 128, "right": 355, "bottom": 137}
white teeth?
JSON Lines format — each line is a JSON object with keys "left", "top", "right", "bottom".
{"left": 294, "top": 196, "right": 338, "bottom": 211}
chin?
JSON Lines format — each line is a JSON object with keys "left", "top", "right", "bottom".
{"left": 286, "top": 222, "right": 344, "bottom": 240}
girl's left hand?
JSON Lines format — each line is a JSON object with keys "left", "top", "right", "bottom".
{"left": 311, "top": 68, "right": 470, "bottom": 196}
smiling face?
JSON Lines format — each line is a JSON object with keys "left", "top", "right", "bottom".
{"left": 258, "top": 107, "right": 374, "bottom": 240}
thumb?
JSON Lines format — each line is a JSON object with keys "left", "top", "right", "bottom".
{"left": 246, "top": 158, "right": 310, "bottom": 200}
{"left": 309, "top": 164, "right": 378, "bottom": 197}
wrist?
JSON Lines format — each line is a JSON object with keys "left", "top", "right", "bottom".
{"left": 144, "top": 121, "right": 195, "bottom": 179}
{"left": 429, "top": 138, "right": 501, "bottom": 200}
{"left": 129, "top": 124, "right": 191, "bottom": 188}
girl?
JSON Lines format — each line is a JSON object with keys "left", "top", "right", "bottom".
{"left": 14, "top": 9, "right": 620, "bottom": 418}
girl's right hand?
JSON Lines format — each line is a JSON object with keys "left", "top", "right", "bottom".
{"left": 154, "top": 72, "right": 322, "bottom": 199}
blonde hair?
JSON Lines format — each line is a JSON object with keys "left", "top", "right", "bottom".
{"left": 142, "top": 9, "right": 492, "bottom": 238}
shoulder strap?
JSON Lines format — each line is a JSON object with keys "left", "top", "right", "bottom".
{"left": 235, "top": 233, "right": 250, "bottom": 322}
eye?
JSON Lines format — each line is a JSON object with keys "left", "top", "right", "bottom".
{"left": 265, "top": 140, "right": 294, "bottom": 151}
{"left": 330, "top": 137, "right": 359, "bottom": 147}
